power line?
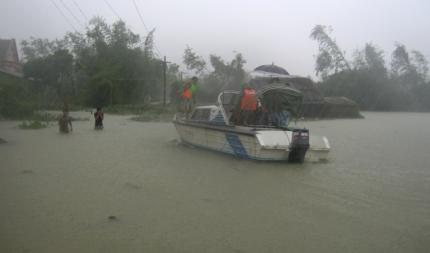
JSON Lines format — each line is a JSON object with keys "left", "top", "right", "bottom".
{"left": 50, "top": 0, "right": 78, "bottom": 32}
{"left": 100, "top": 0, "right": 158, "bottom": 57}
{"left": 59, "top": 0, "right": 84, "bottom": 28}
{"left": 71, "top": 0, "right": 88, "bottom": 21}
{"left": 99, "top": 0, "right": 143, "bottom": 35}
{"left": 103, "top": 0, "right": 122, "bottom": 20}
{"left": 100, "top": 0, "right": 164, "bottom": 59}
{"left": 132, "top": 0, "right": 162, "bottom": 57}
{"left": 132, "top": 0, "right": 149, "bottom": 32}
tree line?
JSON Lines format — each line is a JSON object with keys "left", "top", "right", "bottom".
{"left": 0, "top": 17, "right": 247, "bottom": 118}
{"left": 1, "top": 19, "right": 429, "bottom": 119}
{"left": 311, "top": 25, "right": 430, "bottom": 111}
{"left": 20, "top": 17, "right": 178, "bottom": 108}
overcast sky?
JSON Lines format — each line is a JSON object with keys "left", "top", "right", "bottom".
{"left": 1, "top": 0, "right": 429, "bottom": 78}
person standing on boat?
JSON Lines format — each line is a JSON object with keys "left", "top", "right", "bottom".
{"left": 238, "top": 83, "right": 258, "bottom": 125}
{"left": 256, "top": 99, "right": 269, "bottom": 125}
{"left": 190, "top": 76, "right": 199, "bottom": 106}
{"left": 94, "top": 107, "right": 104, "bottom": 129}
{"left": 182, "top": 81, "right": 193, "bottom": 118}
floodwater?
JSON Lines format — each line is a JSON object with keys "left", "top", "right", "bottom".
{"left": 0, "top": 112, "right": 429, "bottom": 253}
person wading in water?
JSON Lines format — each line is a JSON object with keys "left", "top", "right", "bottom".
{"left": 94, "top": 107, "right": 104, "bottom": 130}
{"left": 58, "top": 110, "right": 73, "bottom": 133}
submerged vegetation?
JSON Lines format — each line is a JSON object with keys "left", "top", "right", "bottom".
{"left": 18, "top": 120, "right": 48, "bottom": 129}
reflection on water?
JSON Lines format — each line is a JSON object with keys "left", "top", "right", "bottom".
{"left": 0, "top": 112, "right": 429, "bottom": 253}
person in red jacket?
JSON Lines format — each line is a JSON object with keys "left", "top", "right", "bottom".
{"left": 238, "top": 83, "right": 258, "bottom": 125}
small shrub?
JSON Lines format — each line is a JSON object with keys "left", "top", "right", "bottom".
{"left": 18, "top": 120, "right": 48, "bottom": 129}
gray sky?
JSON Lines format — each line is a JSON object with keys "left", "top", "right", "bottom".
{"left": 1, "top": 0, "right": 429, "bottom": 78}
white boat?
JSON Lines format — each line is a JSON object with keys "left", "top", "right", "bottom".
{"left": 173, "top": 85, "right": 330, "bottom": 163}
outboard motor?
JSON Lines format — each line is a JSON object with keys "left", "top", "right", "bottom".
{"left": 288, "top": 129, "right": 310, "bottom": 163}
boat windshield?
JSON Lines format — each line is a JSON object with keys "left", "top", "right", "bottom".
{"left": 218, "top": 91, "right": 241, "bottom": 124}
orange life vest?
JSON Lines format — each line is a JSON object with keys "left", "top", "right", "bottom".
{"left": 240, "top": 88, "right": 257, "bottom": 111}
{"left": 182, "top": 87, "right": 192, "bottom": 99}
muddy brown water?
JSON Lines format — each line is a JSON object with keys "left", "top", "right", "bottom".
{"left": 0, "top": 112, "right": 429, "bottom": 253}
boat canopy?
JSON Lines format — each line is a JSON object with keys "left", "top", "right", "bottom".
{"left": 257, "top": 83, "right": 303, "bottom": 117}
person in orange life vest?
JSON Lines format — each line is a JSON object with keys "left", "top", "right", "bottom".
{"left": 238, "top": 83, "right": 258, "bottom": 125}
{"left": 182, "top": 81, "right": 193, "bottom": 118}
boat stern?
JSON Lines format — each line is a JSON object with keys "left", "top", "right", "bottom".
{"left": 306, "top": 135, "right": 330, "bottom": 162}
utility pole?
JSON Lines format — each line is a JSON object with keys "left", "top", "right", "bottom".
{"left": 110, "top": 81, "right": 113, "bottom": 106}
{"left": 162, "top": 56, "right": 172, "bottom": 107}
{"left": 163, "top": 56, "right": 167, "bottom": 107}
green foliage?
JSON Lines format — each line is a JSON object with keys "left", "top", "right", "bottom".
{"left": 315, "top": 25, "right": 430, "bottom": 111}
{"left": 391, "top": 43, "right": 411, "bottom": 77}
{"left": 23, "top": 49, "right": 74, "bottom": 104}
{"left": 204, "top": 53, "right": 246, "bottom": 93}
{"left": 320, "top": 70, "right": 404, "bottom": 111}
{"left": 21, "top": 37, "right": 67, "bottom": 61}
{"left": 362, "top": 43, "right": 386, "bottom": 73}
{"left": 0, "top": 74, "right": 35, "bottom": 119}
{"left": 411, "top": 51, "right": 429, "bottom": 80}
{"left": 310, "top": 25, "right": 351, "bottom": 77}
{"left": 183, "top": 46, "right": 207, "bottom": 74}
{"left": 179, "top": 47, "right": 247, "bottom": 102}
{"left": 20, "top": 17, "right": 176, "bottom": 111}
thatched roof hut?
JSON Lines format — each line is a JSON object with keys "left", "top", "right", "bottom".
{"left": 321, "top": 97, "right": 362, "bottom": 118}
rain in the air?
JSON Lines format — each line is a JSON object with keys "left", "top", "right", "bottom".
{"left": 1, "top": 0, "right": 429, "bottom": 252}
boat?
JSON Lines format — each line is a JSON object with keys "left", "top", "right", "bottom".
{"left": 173, "top": 84, "right": 330, "bottom": 163}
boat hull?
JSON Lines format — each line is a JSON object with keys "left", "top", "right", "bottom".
{"left": 173, "top": 120, "right": 329, "bottom": 162}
